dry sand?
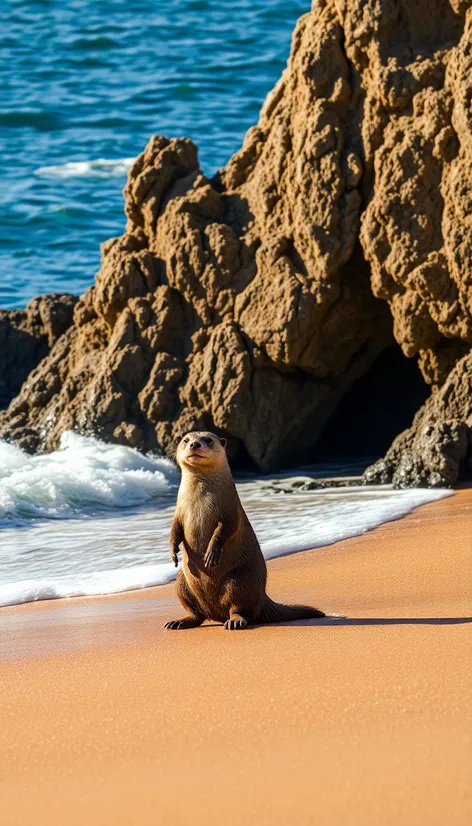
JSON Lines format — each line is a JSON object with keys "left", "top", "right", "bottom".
{"left": 1, "top": 489, "right": 471, "bottom": 826}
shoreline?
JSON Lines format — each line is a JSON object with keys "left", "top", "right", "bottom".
{"left": 0, "top": 467, "right": 451, "bottom": 609}
{"left": 1, "top": 489, "right": 471, "bottom": 825}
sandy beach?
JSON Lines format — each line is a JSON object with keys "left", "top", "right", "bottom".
{"left": 2, "top": 2, "right": 472, "bottom": 824}
{"left": 1, "top": 489, "right": 471, "bottom": 826}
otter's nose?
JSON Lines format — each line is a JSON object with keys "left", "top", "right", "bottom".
{"left": 189, "top": 440, "right": 201, "bottom": 450}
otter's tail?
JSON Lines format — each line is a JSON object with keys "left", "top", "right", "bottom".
{"left": 259, "top": 597, "right": 325, "bottom": 624}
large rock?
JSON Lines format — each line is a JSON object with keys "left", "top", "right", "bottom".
{"left": 0, "top": 0, "right": 471, "bottom": 481}
{"left": 358, "top": 0, "right": 472, "bottom": 387}
{"left": 0, "top": 295, "right": 77, "bottom": 414}
{"left": 364, "top": 351, "right": 472, "bottom": 487}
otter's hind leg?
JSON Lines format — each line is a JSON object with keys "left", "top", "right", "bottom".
{"left": 221, "top": 572, "right": 261, "bottom": 630}
{"left": 164, "top": 571, "right": 205, "bottom": 630}
{"left": 224, "top": 613, "right": 248, "bottom": 631}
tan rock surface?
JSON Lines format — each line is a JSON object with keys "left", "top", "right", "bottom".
{"left": 0, "top": 295, "right": 77, "bottom": 417}
{"left": 1, "top": 0, "right": 471, "bottom": 480}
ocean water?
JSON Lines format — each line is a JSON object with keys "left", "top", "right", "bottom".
{"left": 1, "top": 0, "right": 309, "bottom": 310}
{"left": 0, "top": 433, "right": 450, "bottom": 607}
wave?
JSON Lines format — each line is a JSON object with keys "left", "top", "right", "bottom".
{"left": 260, "top": 486, "right": 451, "bottom": 560}
{"left": 0, "top": 563, "right": 177, "bottom": 608}
{"left": 0, "top": 431, "right": 178, "bottom": 521}
{"left": 0, "top": 111, "right": 64, "bottom": 130}
{"left": 70, "top": 35, "right": 120, "bottom": 51}
{"left": 0, "top": 443, "right": 451, "bottom": 606}
{"left": 35, "top": 157, "right": 136, "bottom": 179}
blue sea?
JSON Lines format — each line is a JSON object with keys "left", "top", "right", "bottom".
{"left": 1, "top": 0, "right": 309, "bottom": 310}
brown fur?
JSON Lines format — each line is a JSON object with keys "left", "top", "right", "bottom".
{"left": 165, "top": 431, "right": 325, "bottom": 630}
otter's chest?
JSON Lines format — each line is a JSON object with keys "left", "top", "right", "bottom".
{"left": 179, "top": 488, "right": 219, "bottom": 553}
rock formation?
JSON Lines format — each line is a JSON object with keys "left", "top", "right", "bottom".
{"left": 1, "top": 0, "right": 471, "bottom": 484}
{"left": 364, "top": 350, "right": 472, "bottom": 487}
{"left": 0, "top": 295, "right": 77, "bottom": 412}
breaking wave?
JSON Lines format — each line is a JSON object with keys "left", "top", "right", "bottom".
{"left": 0, "top": 431, "right": 178, "bottom": 521}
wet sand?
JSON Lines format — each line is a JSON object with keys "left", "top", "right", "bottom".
{"left": 1, "top": 489, "right": 471, "bottom": 826}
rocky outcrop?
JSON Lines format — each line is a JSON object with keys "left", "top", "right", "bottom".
{"left": 0, "top": 0, "right": 471, "bottom": 483}
{"left": 357, "top": 0, "right": 472, "bottom": 384}
{"left": 353, "top": 0, "right": 472, "bottom": 486}
{"left": 0, "top": 4, "right": 393, "bottom": 468}
{"left": 364, "top": 351, "right": 472, "bottom": 487}
{"left": 0, "top": 295, "right": 77, "bottom": 413}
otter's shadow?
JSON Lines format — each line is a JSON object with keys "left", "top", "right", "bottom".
{"left": 259, "top": 616, "right": 472, "bottom": 628}
{"left": 201, "top": 616, "right": 472, "bottom": 629}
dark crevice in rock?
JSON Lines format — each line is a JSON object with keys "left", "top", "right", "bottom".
{"left": 313, "top": 345, "right": 431, "bottom": 462}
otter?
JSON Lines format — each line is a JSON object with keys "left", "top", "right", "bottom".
{"left": 164, "top": 431, "right": 325, "bottom": 630}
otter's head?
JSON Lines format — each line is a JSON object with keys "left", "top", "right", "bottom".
{"left": 176, "top": 431, "right": 227, "bottom": 472}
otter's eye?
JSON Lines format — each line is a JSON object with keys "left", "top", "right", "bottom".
{"left": 183, "top": 437, "right": 189, "bottom": 444}
{"left": 203, "top": 437, "right": 213, "bottom": 445}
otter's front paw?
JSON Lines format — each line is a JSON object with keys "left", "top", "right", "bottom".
{"left": 165, "top": 617, "right": 203, "bottom": 630}
{"left": 204, "top": 545, "right": 221, "bottom": 568}
{"left": 165, "top": 620, "right": 186, "bottom": 630}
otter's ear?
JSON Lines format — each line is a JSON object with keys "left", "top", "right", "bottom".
{"left": 219, "top": 437, "right": 227, "bottom": 449}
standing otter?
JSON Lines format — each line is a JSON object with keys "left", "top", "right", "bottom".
{"left": 165, "top": 431, "right": 325, "bottom": 630}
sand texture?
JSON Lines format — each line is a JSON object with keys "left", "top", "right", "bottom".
{"left": 1, "top": 489, "right": 471, "bottom": 825}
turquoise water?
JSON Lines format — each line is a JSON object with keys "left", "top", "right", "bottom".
{"left": 1, "top": 0, "right": 308, "bottom": 309}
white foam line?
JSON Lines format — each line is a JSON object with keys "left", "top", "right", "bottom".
{"left": 0, "top": 486, "right": 451, "bottom": 607}
{"left": 0, "top": 564, "right": 178, "bottom": 608}
{"left": 35, "top": 157, "right": 136, "bottom": 179}
{"left": 261, "top": 487, "right": 451, "bottom": 560}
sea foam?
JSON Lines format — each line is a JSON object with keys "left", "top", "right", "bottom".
{"left": 0, "top": 563, "right": 178, "bottom": 608}
{"left": 35, "top": 157, "right": 136, "bottom": 179}
{"left": 0, "top": 434, "right": 451, "bottom": 608}
{"left": 0, "top": 431, "right": 178, "bottom": 521}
